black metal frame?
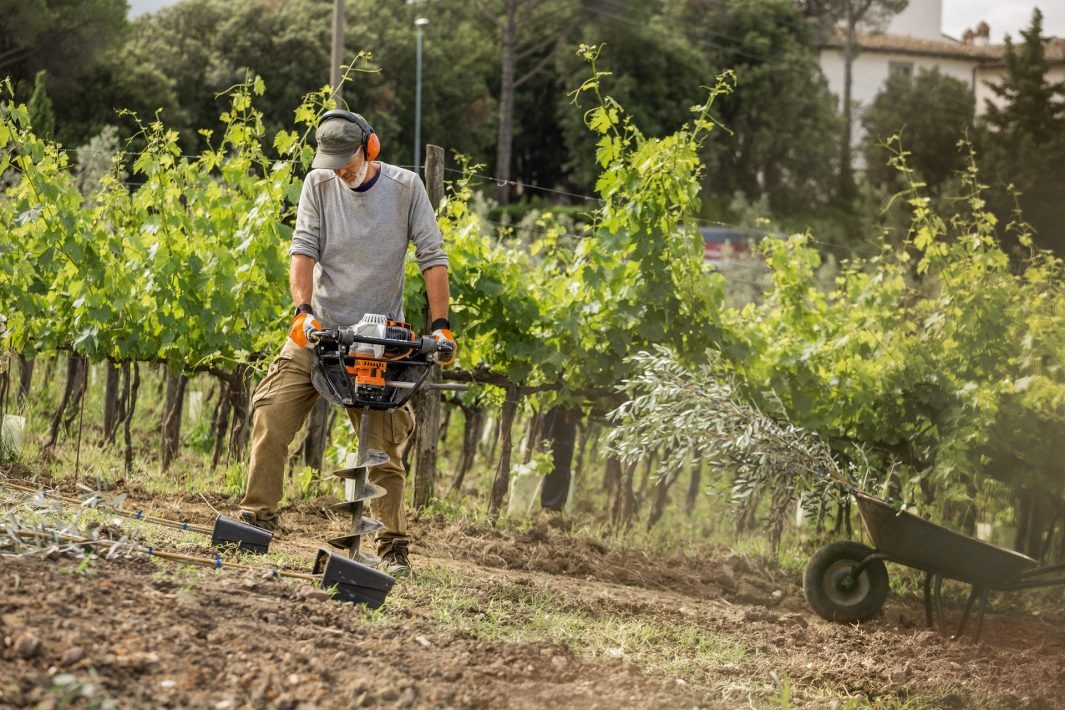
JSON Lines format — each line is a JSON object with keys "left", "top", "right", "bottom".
{"left": 845, "top": 551, "right": 1065, "bottom": 642}
{"left": 311, "top": 328, "right": 436, "bottom": 411}
{"left": 826, "top": 491, "right": 1065, "bottom": 642}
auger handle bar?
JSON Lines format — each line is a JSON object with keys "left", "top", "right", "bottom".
{"left": 309, "top": 327, "right": 439, "bottom": 356}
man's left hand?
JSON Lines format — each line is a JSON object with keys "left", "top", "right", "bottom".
{"left": 431, "top": 328, "right": 457, "bottom": 366}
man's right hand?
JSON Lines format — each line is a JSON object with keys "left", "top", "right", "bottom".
{"left": 288, "top": 309, "right": 321, "bottom": 348}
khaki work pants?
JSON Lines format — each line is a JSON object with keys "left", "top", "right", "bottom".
{"left": 239, "top": 339, "right": 415, "bottom": 553}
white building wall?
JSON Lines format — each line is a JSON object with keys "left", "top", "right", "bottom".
{"left": 883, "top": 0, "right": 944, "bottom": 41}
{"left": 976, "top": 66, "right": 1007, "bottom": 112}
{"left": 820, "top": 49, "right": 979, "bottom": 165}
{"left": 820, "top": 49, "right": 977, "bottom": 113}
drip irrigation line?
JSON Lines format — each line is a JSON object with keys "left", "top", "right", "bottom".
{"left": 199, "top": 492, "right": 221, "bottom": 516}
{"left": 57, "top": 146, "right": 299, "bottom": 167}
{"left": 442, "top": 168, "right": 881, "bottom": 260}
{"left": 442, "top": 167, "right": 604, "bottom": 203}
{"left": 49, "top": 149, "right": 881, "bottom": 260}
{"left": 0, "top": 527, "right": 318, "bottom": 582}
{"left": 0, "top": 478, "right": 214, "bottom": 537}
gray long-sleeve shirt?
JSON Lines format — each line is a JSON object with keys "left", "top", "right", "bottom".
{"left": 289, "top": 164, "right": 449, "bottom": 327}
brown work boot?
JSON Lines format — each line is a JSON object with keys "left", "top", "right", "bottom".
{"left": 379, "top": 538, "right": 413, "bottom": 578}
{"left": 238, "top": 509, "right": 280, "bottom": 533}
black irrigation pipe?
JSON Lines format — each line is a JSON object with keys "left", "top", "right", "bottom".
{"left": 0, "top": 527, "right": 318, "bottom": 582}
{"left": 0, "top": 478, "right": 216, "bottom": 536}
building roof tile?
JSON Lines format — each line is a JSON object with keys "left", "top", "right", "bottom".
{"left": 822, "top": 31, "right": 1065, "bottom": 65}
{"left": 821, "top": 30, "right": 1003, "bottom": 61}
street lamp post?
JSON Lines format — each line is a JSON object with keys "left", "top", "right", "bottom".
{"left": 331, "top": 0, "right": 344, "bottom": 101}
{"left": 414, "top": 17, "right": 429, "bottom": 177}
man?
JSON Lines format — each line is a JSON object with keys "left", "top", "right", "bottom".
{"left": 238, "top": 110, "right": 454, "bottom": 577}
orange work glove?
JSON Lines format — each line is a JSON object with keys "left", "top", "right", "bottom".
{"left": 288, "top": 307, "right": 322, "bottom": 349}
{"left": 430, "top": 319, "right": 457, "bottom": 366}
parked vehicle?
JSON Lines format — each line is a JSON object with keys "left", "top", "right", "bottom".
{"left": 699, "top": 226, "right": 759, "bottom": 263}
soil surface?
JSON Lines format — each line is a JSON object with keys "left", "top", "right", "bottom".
{"left": 2, "top": 479, "right": 1065, "bottom": 709}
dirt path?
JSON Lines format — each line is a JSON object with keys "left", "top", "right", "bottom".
{"left": 2, "top": 485, "right": 1064, "bottom": 708}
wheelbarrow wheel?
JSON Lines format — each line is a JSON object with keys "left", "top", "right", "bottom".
{"left": 804, "top": 541, "right": 889, "bottom": 623}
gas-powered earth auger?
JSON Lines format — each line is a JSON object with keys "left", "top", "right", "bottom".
{"left": 306, "top": 314, "right": 459, "bottom": 607}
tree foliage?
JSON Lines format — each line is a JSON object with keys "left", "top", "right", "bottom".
{"left": 115, "top": 0, "right": 333, "bottom": 152}
{"left": 557, "top": 3, "right": 707, "bottom": 192}
{"left": 0, "top": 0, "right": 126, "bottom": 83}
{"left": 664, "top": 0, "right": 842, "bottom": 214}
{"left": 1, "top": 0, "right": 851, "bottom": 229}
{"left": 0, "top": 0, "right": 128, "bottom": 146}
{"left": 861, "top": 68, "right": 974, "bottom": 193}
{"left": 978, "top": 8, "right": 1065, "bottom": 256}
{"left": 339, "top": 0, "right": 499, "bottom": 169}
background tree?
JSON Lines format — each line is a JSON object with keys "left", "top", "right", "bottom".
{"left": 341, "top": 0, "right": 498, "bottom": 172}
{"left": 805, "top": 0, "right": 908, "bottom": 201}
{"left": 476, "top": 0, "right": 585, "bottom": 204}
{"left": 108, "top": 0, "right": 502, "bottom": 169}
{"left": 115, "top": 0, "right": 332, "bottom": 152}
{"left": 665, "top": 0, "right": 842, "bottom": 216}
{"left": 978, "top": 9, "right": 1065, "bottom": 256}
{"left": 54, "top": 45, "right": 179, "bottom": 152}
{"left": 861, "top": 68, "right": 975, "bottom": 193}
{"left": 0, "top": 0, "right": 128, "bottom": 146}
{"left": 558, "top": 3, "right": 707, "bottom": 193}
{"left": 27, "top": 72, "right": 55, "bottom": 142}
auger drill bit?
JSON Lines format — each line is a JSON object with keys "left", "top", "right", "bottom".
{"left": 326, "top": 409, "right": 390, "bottom": 565}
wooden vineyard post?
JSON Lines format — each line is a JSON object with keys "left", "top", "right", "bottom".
{"left": 302, "top": 398, "right": 331, "bottom": 473}
{"left": 17, "top": 354, "right": 33, "bottom": 405}
{"left": 412, "top": 144, "right": 445, "bottom": 509}
{"left": 488, "top": 386, "right": 521, "bottom": 517}
{"left": 102, "top": 360, "right": 121, "bottom": 444}
{"left": 160, "top": 365, "right": 187, "bottom": 472}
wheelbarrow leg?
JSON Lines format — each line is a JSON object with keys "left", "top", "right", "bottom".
{"left": 973, "top": 588, "right": 990, "bottom": 643}
{"left": 923, "top": 572, "right": 934, "bottom": 629}
{"left": 952, "top": 585, "right": 982, "bottom": 640}
{"left": 933, "top": 575, "right": 946, "bottom": 636}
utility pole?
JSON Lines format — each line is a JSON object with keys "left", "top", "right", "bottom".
{"left": 331, "top": 0, "right": 344, "bottom": 102}
{"left": 413, "top": 17, "right": 429, "bottom": 176}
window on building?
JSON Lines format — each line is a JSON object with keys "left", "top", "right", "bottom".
{"left": 889, "top": 61, "right": 914, "bottom": 81}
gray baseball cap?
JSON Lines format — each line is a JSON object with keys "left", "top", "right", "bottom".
{"left": 311, "top": 116, "right": 365, "bottom": 170}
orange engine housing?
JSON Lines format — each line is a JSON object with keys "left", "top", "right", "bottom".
{"left": 346, "top": 358, "right": 388, "bottom": 387}
{"left": 344, "top": 319, "right": 416, "bottom": 387}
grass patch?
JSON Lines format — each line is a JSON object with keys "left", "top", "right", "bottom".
{"left": 397, "top": 568, "right": 747, "bottom": 683}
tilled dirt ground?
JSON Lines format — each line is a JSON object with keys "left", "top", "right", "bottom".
{"left": 2, "top": 482, "right": 1065, "bottom": 708}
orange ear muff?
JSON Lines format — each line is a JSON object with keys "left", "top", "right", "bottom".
{"left": 366, "top": 131, "right": 380, "bottom": 161}
{"left": 318, "top": 109, "right": 380, "bottom": 161}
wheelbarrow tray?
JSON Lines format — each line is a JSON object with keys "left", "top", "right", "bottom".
{"left": 855, "top": 492, "right": 1037, "bottom": 587}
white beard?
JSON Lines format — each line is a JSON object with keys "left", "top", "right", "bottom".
{"left": 342, "top": 160, "right": 371, "bottom": 189}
